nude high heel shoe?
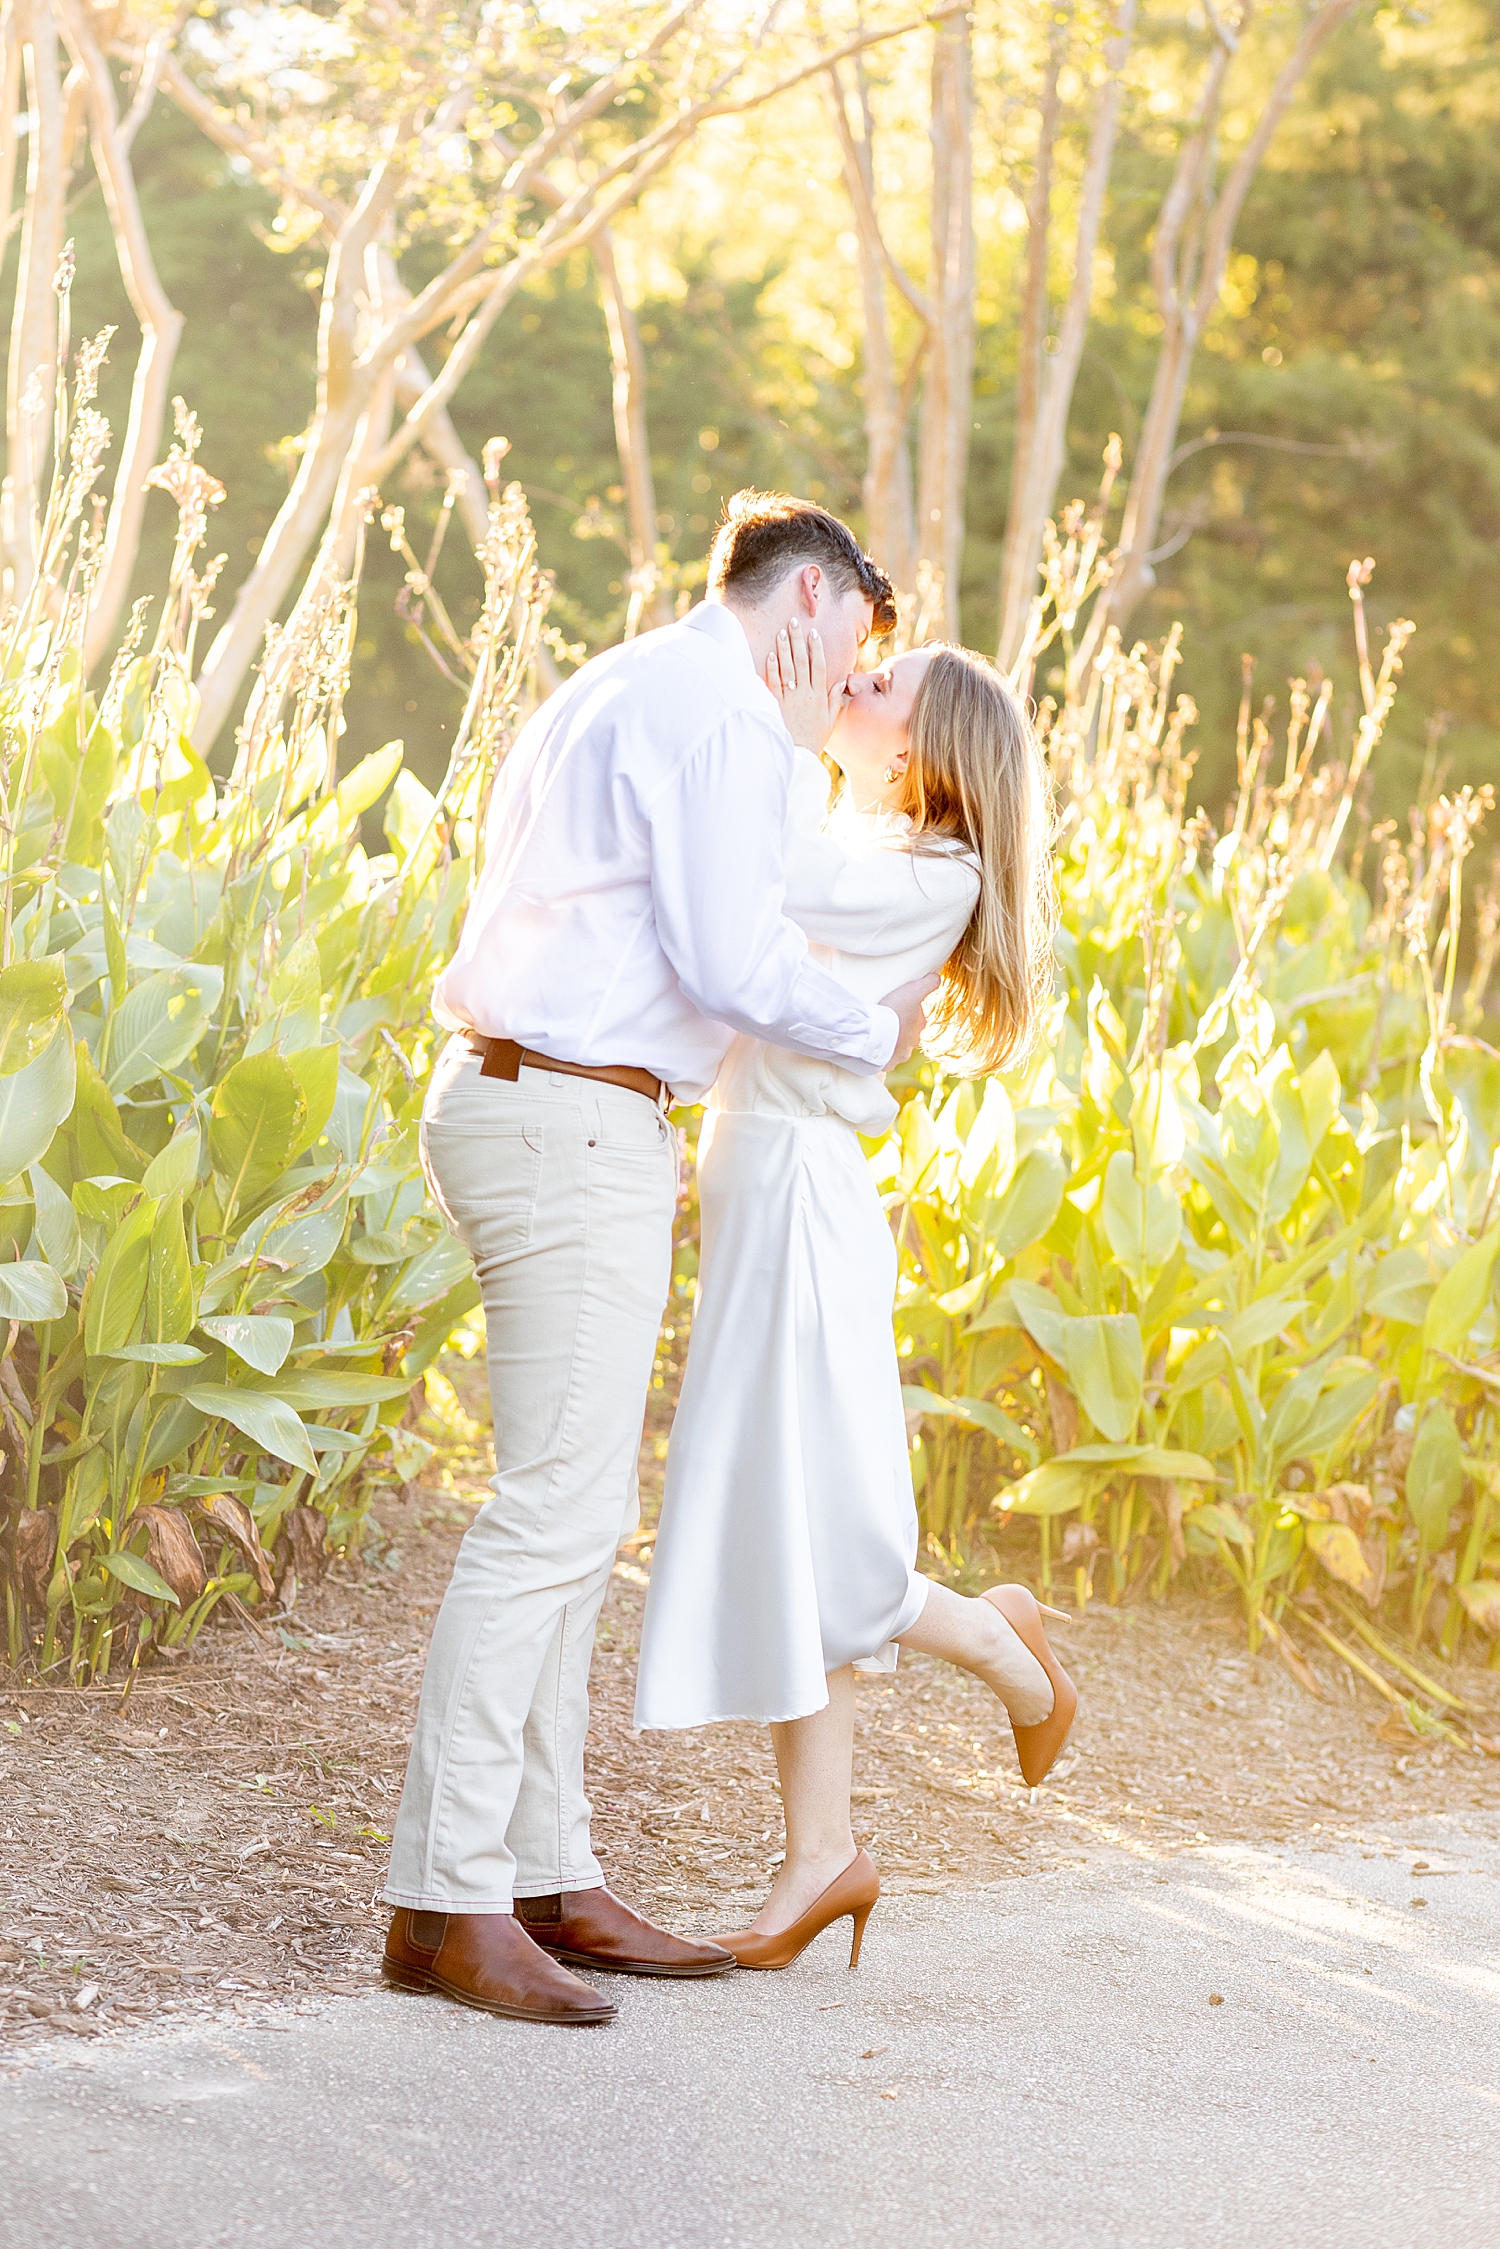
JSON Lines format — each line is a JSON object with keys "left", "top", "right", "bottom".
{"left": 982, "top": 1583, "right": 1078, "bottom": 1787}
{"left": 718, "top": 1849, "right": 880, "bottom": 1971}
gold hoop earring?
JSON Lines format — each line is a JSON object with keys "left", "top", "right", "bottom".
{"left": 883, "top": 763, "right": 900, "bottom": 784}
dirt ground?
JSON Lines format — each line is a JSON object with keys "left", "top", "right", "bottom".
{"left": 4, "top": 1357, "right": 1499, "bottom": 2061}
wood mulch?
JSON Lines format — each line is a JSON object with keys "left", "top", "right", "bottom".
{"left": 5, "top": 1351, "right": 1499, "bottom": 2060}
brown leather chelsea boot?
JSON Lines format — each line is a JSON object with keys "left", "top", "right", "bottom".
{"left": 384, "top": 1908, "right": 617, "bottom": 2024}
{"left": 516, "top": 1887, "right": 736, "bottom": 1977}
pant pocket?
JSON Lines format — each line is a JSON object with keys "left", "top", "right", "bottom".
{"left": 421, "top": 1123, "right": 544, "bottom": 1251}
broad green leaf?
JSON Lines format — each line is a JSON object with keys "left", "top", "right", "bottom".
{"left": 1005, "top": 1277, "right": 1069, "bottom": 1362}
{"left": 335, "top": 739, "right": 403, "bottom": 823}
{"left": 0, "top": 1021, "right": 76, "bottom": 1187}
{"left": 1406, "top": 1402, "right": 1464, "bottom": 1555}
{"left": 146, "top": 1191, "right": 195, "bottom": 1345}
{"left": 932, "top": 1274, "right": 987, "bottom": 1317}
{"left": 1101, "top": 1148, "right": 1181, "bottom": 1281}
{"left": 101, "top": 1549, "right": 181, "bottom": 1606}
{"left": 38, "top": 709, "right": 114, "bottom": 831}
{"left": 957, "top": 1081, "right": 1015, "bottom": 1194}
{"left": 198, "top": 1313, "right": 295, "bottom": 1377}
{"left": 67, "top": 1039, "right": 144, "bottom": 1181}
{"left": 0, "top": 1258, "right": 67, "bottom": 1322}
{"left": 1298, "top": 1369, "right": 1378, "bottom": 1465}
{"left": 28, "top": 1163, "right": 81, "bottom": 1280}
{"left": 106, "top": 1341, "right": 205, "bottom": 1365}
{"left": 1129, "top": 1070, "right": 1184, "bottom": 1175}
{"left": 385, "top": 767, "right": 438, "bottom": 862}
{"left": 897, "top": 1096, "right": 941, "bottom": 1197}
{"left": 142, "top": 1121, "right": 202, "bottom": 1200}
{"left": 900, "top": 1387, "right": 1036, "bottom": 1459}
{"left": 270, "top": 933, "right": 322, "bottom": 1010}
{"left": 0, "top": 956, "right": 67, "bottom": 1075}
{"left": 349, "top": 1229, "right": 409, "bottom": 1265}
{"left": 384, "top": 1233, "right": 472, "bottom": 1311}
{"left": 105, "top": 799, "right": 150, "bottom": 896}
{"left": 987, "top": 1144, "right": 1066, "bottom": 1260}
{"left": 209, "top": 1052, "right": 305, "bottom": 1209}
{"left": 104, "top": 963, "right": 224, "bottom": 1094}
{"left": 1423, "top": 1225, "right": 1500, "bottom": 1362}
{"left": 1221, "top": 1295, "right": 1308, "bottom": 1356}
{"left": 83, "top": 1191, "right": 157, "bottom": 1356}
{"left": 1060, "top": 1313, "right": 1143, "bottom": 1443}
{"left": 183, "top": 1383, "right": 318, "bottom": 1473}
{"left": 1217, "top": 1087, "right": 1279, "bottom": 1209}
{"left": 285, "top": 1043, "right": 340, "bottom": 1160}
{"left": 1051, "top": 1444, "right": 1218, "bottom": 1479}
{"left": 1183, "top": 1499, "right": 1253, "bottom": 1552}
{"left": 994, "top": 1460, "right": 1092, "bottom": 1517}
{"left": 1298, "top": 1049, "right": 1341, "bottom": 1156}
{"left": 255, "top": 1192, "right": 349, "bottom": 1276}
{"left": 1366, "top": 1248, "right": 1431, "bottom": 1326}
{"left": 306, "top": 1425, "right": 367, "bottom": 1455}
{"left": 74, "top": 1176, "right": 139, "bottom": 1227}
{"left": 154, "top": 731, "right": 214, "bottom": 819}
{"left": 139, "top": 1396, "right": 207, "bottom": 1477}
{"left": 272, "top": 1369, "right": 411, "bottom": 1410}
{"left": 1268, "top": 1064, "right": 1315, "bottom": 1220}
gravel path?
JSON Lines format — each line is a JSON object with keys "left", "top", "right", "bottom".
{"left": 3, "top": 1824, "right": 1498, "bottom": 2249}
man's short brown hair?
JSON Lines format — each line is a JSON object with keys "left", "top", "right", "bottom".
{"left": 707, "top": 490, "right": 897, "bottom": 636}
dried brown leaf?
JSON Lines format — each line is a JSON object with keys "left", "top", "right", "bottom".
{"left": 135, "top": 1507, "right": 207, "bottom": 1607}
{"left": 195, "top": 1493, "right": 276, "bottom": 1601}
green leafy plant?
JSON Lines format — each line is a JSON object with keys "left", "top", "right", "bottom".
{"left": 0, "top": 290, "right": 547, "bottom": 1680}
{"left": 889, "top": 531, "right": 1500, "bottom": 1676}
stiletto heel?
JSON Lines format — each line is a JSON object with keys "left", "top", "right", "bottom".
{"left": 982, "top": 1582, "right": 1079, "bottom": 1787}
{"left": 718, "top": 1849, "right": 880, "bottom": 1971}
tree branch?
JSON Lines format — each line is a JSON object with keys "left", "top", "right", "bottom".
{"left": 52, "top": 0, "right": 185, "bottom": 666}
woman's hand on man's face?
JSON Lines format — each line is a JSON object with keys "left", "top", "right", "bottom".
{"left": 763, "top": 617, "right": 845, "bottom": 752}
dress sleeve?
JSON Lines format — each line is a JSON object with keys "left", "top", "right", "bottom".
{"left": 644, "top": 716, "right": 898, "bottom": 1072}
{"left": 787, "top": 797, "right": 980, "bottom": 961}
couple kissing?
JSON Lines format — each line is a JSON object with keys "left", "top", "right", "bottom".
{"left": 381, "top": 490, "right": 1078, "bottom": 2026}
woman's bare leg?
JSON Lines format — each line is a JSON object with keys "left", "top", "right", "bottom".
{"left": 898, "top": 1581, "right": 1054, "bottom": 1724}
{"left": 748, "top": 1665, "right": 858, "bottom": 1935}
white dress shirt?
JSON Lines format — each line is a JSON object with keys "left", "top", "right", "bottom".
{"left": 434, "top": 603, "right": 898, "bottom": 1102}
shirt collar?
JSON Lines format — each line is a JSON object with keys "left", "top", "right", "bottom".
{"left": 682, "top": 599, "right": 759, "bottom": 679}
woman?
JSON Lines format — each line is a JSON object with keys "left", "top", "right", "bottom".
{"left": 634, "top": 629, "right": 1077, "bottom": 1970}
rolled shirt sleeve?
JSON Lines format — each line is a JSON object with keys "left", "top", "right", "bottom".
{"left": 646, "top": 717, "right": 897, "bottom": 1073}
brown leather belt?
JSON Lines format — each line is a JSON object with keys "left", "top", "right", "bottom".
{"left": 466, "top": 1033, "right": 668, "bottom": 1108}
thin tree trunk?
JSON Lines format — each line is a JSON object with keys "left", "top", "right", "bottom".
{"left": 997, "top": 0, "right": 1136, "bottom": 666}
{"left": 826, "top": 58, "right": 921, "bottom": 598}
{"left": 4, "top": 0, "right": 66, "bottom": 598}
{"left": 53, "top": 0, "right": 184, "bottom": 670}
{"left": 915, "top": 9, "right": 973, "bottom": 639}
{"left": 593, "top": 228, "right": 669, "bottom": 636}
{"left": 1087, "top": 0, "right": 1356, "bottom": 657}
{"left": 996, "top": 8, "right": 1067, "bottom": 666}
{"left": 0, "top": 10, "right": 23, "bottom": 254}
{"left": 192, "top": 159, "right": 400, "bottom": 749}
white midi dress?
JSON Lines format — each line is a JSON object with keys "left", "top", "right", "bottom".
{"left": 634, "top": 757, "right": 981, "bottom": 1728}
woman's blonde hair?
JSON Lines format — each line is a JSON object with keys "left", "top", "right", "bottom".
{"left": 895, "top": 644, "right": 1056, "bottom": 1076}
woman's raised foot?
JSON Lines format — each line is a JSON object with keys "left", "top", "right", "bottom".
{"left": 981, "top": 1583, "right": 1078, "bottom": 1787}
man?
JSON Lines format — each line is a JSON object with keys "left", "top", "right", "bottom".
{"left": 382, "top": 492, "right": 934, "bottom": 2026}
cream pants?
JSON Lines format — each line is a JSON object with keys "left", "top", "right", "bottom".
{"left": 384, "top": 1038, "right": 677, "bottom": 1912}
